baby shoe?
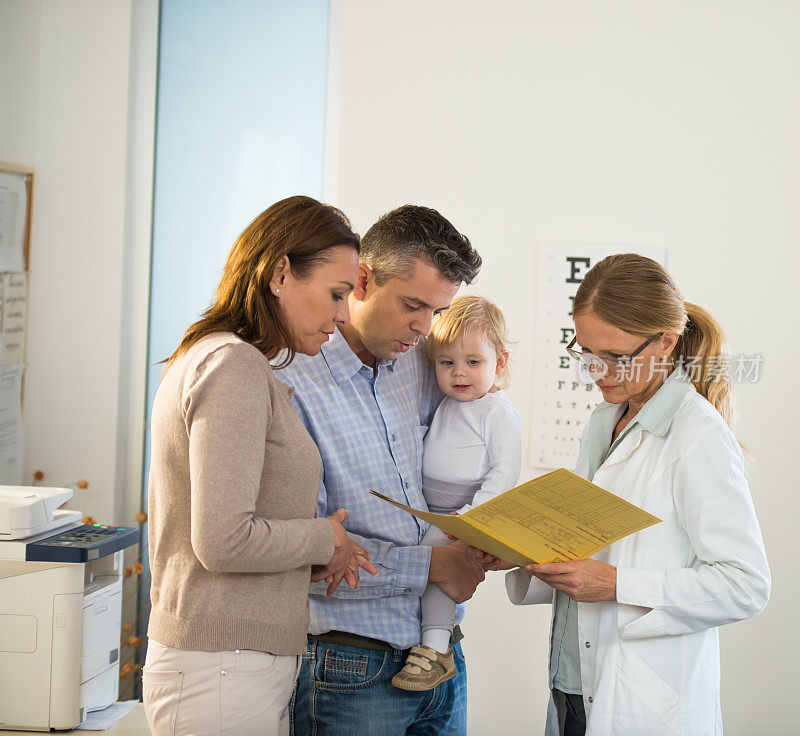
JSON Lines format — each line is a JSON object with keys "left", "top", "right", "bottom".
{"left": 391, "top": 645, "right": 456, "bottom": 691}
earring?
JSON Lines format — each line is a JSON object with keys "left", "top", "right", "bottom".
{"left": 274, "top": 288, "right": 280, "bottom": 295}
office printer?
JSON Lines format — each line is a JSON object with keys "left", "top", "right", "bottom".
{"left": 0, "top": 486, "right": 138, "bottom": 731}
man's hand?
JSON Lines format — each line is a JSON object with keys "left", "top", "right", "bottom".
{"left": 442, "top": 535, "right": 518, "bottom": 573}
{"left": 525, "top": 559, "right": 617, "bottom": 602}
{"left": 428, "top": 540, "right": 490, "bottom": 603}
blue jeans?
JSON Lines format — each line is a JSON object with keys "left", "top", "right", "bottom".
{"left": 289, "top": 639, "right": 467, "bottom": 736}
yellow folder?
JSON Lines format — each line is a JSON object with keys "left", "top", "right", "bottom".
{"left": 370, "top": 468, "right": 661, "bottom": 566}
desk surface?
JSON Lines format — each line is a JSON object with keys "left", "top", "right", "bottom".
{"left": 7, "top": 704, "right": 150, "bottom": 735}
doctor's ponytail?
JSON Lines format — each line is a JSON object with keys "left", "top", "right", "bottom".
{"left": 675, "top": 302, "right": 736, "bottom": 429}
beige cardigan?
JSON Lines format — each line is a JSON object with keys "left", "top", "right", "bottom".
{"left": 147, "top": 332, "right": 334, "bottom": 655}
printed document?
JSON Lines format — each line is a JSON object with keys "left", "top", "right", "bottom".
{"left": 371, "top": 468, "right": 661, "bottom": 565}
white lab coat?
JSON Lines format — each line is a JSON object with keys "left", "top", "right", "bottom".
{"left": 507, "top": 384, "right": 770, "bottom": 736}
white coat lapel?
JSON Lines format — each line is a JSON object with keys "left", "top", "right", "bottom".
{"left": 598, "top": 425, "right": 646, "bottom": 469}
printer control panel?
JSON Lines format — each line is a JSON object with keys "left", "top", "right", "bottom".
{"left": 24, "top": 524, "right": 139, "bottom": 562}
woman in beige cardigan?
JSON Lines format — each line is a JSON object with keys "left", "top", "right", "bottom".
{"left": 143, "top": 196, "right": 376, "bottom": 736}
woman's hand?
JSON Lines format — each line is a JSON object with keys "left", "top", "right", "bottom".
{"left": 310, "top": 509, "right": 378, "bottom": 596}
{"left": 525, "top": 559, "right": 617, "bottom": 602}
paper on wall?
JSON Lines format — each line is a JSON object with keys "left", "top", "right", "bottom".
{"left": 530, "top": 244, "right": 667, "bottom": 469}
{"left": 0, "top": 364, "right": 24, "bottom": 485}
{"left": 0, "top": 172, "right": 28, "bottom": 273}
{"left": 1, "top": 273, "right": 27, "bottom": 365}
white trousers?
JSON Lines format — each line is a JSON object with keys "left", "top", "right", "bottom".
{"left": 142, "top": 639, "right": 301, "bottom": 736}
{"left": 420, "top": 525, "right": 458, "bottom": 634}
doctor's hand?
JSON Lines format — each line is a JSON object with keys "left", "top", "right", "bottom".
{"left": 526, "top": 559, "right": 617, "bottom": 603}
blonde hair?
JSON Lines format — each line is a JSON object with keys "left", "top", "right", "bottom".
{"left": 164, "top": 196, "right": 359, "bottom": 371}
{"left": 425, "top": 295, "right": 512, "bottom": 389}
{"left": 572, "top": 253, "right": 737, "bottom": 430}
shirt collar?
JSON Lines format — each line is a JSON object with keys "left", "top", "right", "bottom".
{"left": 634, "top": 367, "right": 694, "bottom": 437}
{"left": 593, "top": 367, "right": 694, "bottom": 439}
{"left": 320, "top": 329, "right": 398, "bottom": 386}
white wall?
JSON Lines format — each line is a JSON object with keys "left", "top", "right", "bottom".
{"left": 0, "top": 0, "right": 156, "bottom": 524}
{"left": 0, "top": 1, "right": 41, "bottom": 164}
{"left": 326, "top": 1, "right": 798, "bottom": 733}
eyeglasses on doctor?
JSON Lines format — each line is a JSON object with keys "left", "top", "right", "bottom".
{"left": 565, "top": 333, "right": 663, "bottom": 372}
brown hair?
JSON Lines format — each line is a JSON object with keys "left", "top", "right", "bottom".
{"left": 164, "top": 195, "right": 359, "bottom": 370}
{"left": 426, "top": 294, "right": 513, "bottom": 390}
{"left": 572, "top": 254, "right": 737, "bottom": 429}
{"left": 360, "top": 204, "right": 481, "bottom": 286}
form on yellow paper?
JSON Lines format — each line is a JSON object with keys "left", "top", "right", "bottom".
{"left": 370, "top": 468, "right": 661, "bottom": 565}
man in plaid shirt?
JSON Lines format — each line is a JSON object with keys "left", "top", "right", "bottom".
{"left": 278, "top": 205, "right": 487, "bottom": 736}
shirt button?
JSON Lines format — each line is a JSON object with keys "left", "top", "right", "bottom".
{"left": 587, "top": 696, "right": 593, "bottom": 703}
{"left": 404, "top": 481, "right": 409, "bottom": 489}
{"left": 220, "top": 670, "right": 227, "bottom": 676}
{"left": 392, "top": 434, "right": 397, "bottom": 441}
{"left": 584, "top": 642, "right": 591, "bottom": 648}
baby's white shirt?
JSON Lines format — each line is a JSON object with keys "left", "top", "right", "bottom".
{"left": 422, "top": 390, "right": 522, "bottom": 514}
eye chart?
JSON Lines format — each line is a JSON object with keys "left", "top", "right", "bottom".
{"left": 530, "top": 244, "right": 666, "bottom": 470}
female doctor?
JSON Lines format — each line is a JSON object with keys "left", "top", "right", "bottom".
{"left": 506, "top": 254, "right": 770, "bottom": 736}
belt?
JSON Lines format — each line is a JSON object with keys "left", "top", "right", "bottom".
{"left": 308, "top": 625, "right": 463, "bottom": 653}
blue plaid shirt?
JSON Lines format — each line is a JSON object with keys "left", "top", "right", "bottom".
{"left": 275, "top": 329, "right": 465, "bottom": 649}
